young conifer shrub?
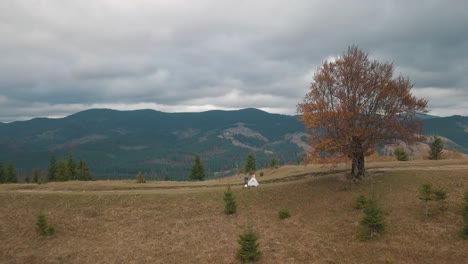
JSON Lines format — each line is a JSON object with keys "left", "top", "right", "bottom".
{"left": 354, "top": 195, "right": 368, "bottom": 209}
{"left": 428, "top": 135, "right": 444, "bottom": 160}
{"left": 278, "top": 208, "right": 290, "bottom": 219}
{"left": 237, "top": 225, "right": 261, "bottom": 262}
{"left": 360, "top": 199, "right": 385, "bottom": 240}
{"left": 394, "top": 147, "right": 409, "bottom": 161}
{"left": 419, "top": 183, "right": 433, "bottom": 217}
{"left": 462, "top": 189, "right": 468, "bottom": 240}
{"left": 418, "top": 183, "right": 448, "bottom": 216}
{"left": 223, "top": 186, "right": 237, "bottom": 215}
{"left": 135, "top": 172, "right": 146, "bottom": 183}
{"left": 433, "top": 188, "right": 448, "bottom": 211}
{"left": 433, "top": 189, "right": 447, "bottom": 201}
{"left": 36, "top": 212, "right": 55, "bottom": 235}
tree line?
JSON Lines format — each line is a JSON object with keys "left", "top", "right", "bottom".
{"left": 0, "top": 153, "right": 92, "bottom": 184}
{"left": 189, "top": 151, "right": 278, "bottom": 181}
{"left": 47, "top": 153, "right": 92, "bottom": 182}
{"left": 0, "top": 160, "right": 18, "bottom": 183}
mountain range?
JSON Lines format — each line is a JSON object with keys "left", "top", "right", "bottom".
{"left": 0, "top": 108, "right": 467, "bottom": 180}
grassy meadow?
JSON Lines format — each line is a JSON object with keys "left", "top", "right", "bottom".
{"left": 1, "top": 160, "right": 467, "bottom": 263}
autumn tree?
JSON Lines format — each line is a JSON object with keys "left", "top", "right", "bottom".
{"left": 297, "top": 46, "right": 427, "bottom": 179}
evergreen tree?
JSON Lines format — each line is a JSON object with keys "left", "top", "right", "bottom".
{"left": 394, "top": 147, "right": 409, "bottom": 161}
{"left": 223, "top": 186, "right": 237, "bottom": 215}
{"left": 77, "top": 160, "right": 91, "bottom": 181}
{"left": 278, "top": 208, "right": 291, "bottom": 219}
{"left": 244, "top": 152, "right": 256, "bottom": 175}
{"left": 47, "top": 154, "right": 57, "bottom": 182}
{"left": 56, "top": 159, "right": 70, "bottom": 181}
{"left": 0, "top": 161, "right": 4, "bottom": 184}
{"left": 419, "top": 183, "right": 433, "bottom": 217}
{"left": 360, "top": 199, "right": 385, "bottom": 239}
{"left": 418, "top": 183, "right": 447, "bottom": 217}
{"left": 190, "top": 155, "right": 205, "bottom": 181}
{"left": 428, "top": 135, "right": 444, "bottom": 160}
{"left": 32, "top": 169, "right": 41, "bottom": 184}
{"left": 237, "top": 225, "right": 261, "bottom": 262}
{"left": 433, "top": 189, "right": 448, "bottom": 201}
{"left": 36, "top": 211, "right": 55, "bottom": 235}
{"left": 354, "top": 195, "right": 368, "bottom": 210}
{"left": 135, "top": 171, "right": 146, "bottom": 183}
{"left": 268, "top": 158, "right": 278, "bottom": 168}
{"left": 6, "top": 161, "right": 17, "bottom": 183}
{"left": 462, "top": 189, "right": 468, "bottom": 239}
{"left": 67, "top": 153, "right": 77, "bottom": 180}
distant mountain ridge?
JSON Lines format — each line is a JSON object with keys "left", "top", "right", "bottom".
{"left": 0, "top": 108, "right": 466, "bottom": 180}
{"left": 0, "top": 108, "right": 306, "bottom": 180}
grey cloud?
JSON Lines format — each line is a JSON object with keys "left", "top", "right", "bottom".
{"left": 1, "top": 0, "right": 468, "bottom": 122}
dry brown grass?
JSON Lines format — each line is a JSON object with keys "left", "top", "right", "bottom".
{"left": 1, "top": 160, "right": 467, "bottom": 263}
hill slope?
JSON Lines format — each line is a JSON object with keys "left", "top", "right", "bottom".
{"left": 0, "top": 108, "right": 306, "bottom": 180}
{"left": 0, "top": 160, "right": 467, "bottom": 263}
{"left": 0, "top": 109, "right": 467, "bottom": 180}
{"left": 423, "top": 115, "right": 468, "bottom": 152}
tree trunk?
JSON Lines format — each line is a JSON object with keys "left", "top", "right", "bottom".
{"left": 351, "top": 151, "right": 365, "bottom": 180}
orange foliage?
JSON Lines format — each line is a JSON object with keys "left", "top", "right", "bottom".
{"left": 297, "top": 46, "right": 428, "bottom": 177}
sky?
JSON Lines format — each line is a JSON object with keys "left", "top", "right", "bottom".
{"left": 1, "top": 0, "right": 467, "bottom": 122}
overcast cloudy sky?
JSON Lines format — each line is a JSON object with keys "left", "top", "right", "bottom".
{"left": 1, "top": 0, "right": 467, "bottom": 122}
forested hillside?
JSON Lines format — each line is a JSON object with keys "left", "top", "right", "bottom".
{"left": 0, "top": 109, "right": 466, "bottom": 180}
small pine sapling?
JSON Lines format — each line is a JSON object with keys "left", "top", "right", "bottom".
{"left": 433, "top": 188, "right": 448, "bottom": 211}
{"left": 237, "top": 225, "right": 261, "bottom": 262}
{"left": 135, "top": 172, "right": 146, "bottom": 183}
{"left": 428, "top": 135, "right": 444, "bottom": 160}
{"left": 360, "top": 199, "right": 385, "bottom": 240}
{"left": 244, "top": 152, "right": 257, "bottom": 175}
{"left": 32, "top": 169, "right": 41, "bottom": 184}
{"left": 36, "top": 211, "right": 55, "bottom": 235}
{"left": 462, "top": 190, "right": 468, "bottom": 239}
{"left": 418, "top": 183, "right": 449, "bottom": 217}
{"left": 269, "top": 158, "right": 278, "bottom": 169}
{"left": 433, "top": 189, "right": 447, "bottom": 201}
{"left": 354, "top": 195, "right": 368, "bottom": 209}
{"left": 278, "top": 208, "right": 290, "bottom": 219}
{"left": 223, "top": 186, "right": 237, "bottom": 215}
{"left": 419, "top": 183, "right": 434, "bottom": 217}
{"left": 190, "top": 155, "right": 205, "bottom": 181}
{"left": 394, "top": 147, "right": 409, "bottom": 161}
